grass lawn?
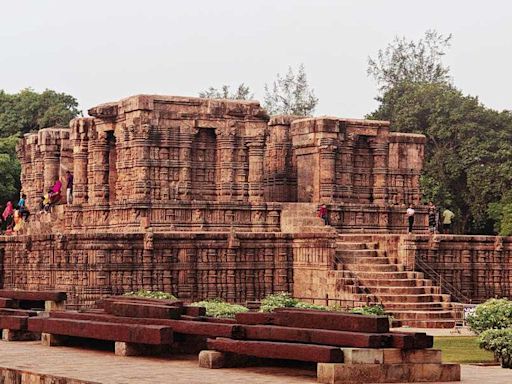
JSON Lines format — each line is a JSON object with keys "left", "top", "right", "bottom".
{"left": 434, "top": 336, "right": 496, "bottom": 364}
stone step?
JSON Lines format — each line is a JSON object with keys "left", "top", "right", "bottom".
{"left": 344, "top": 263, "right": 404, "bottom": 272}
{"left": 337, "top": 256, "right": 391, "bottom": 265}
{"left": 399, "top": 319, "right": 458, "bottom": 329}
{"left": 364, "top": 286, "right": 442, "bottom": 295}
{"left": 281, "top": 217, "right": 325, "bottom": 226}
{"left": 353, "top": 271, "right": 424, "bottom": 279}
{"left": 383, "top": 302, "right": 451, "bottom": 311}
{"left": 335, "top": 249, "right": 386, "bottom": 257}
{"left": 357, "top": 278, "right": 434, "bottom": 287}
{"left": 388, "top": 310, "right": 456, "bottom": 320}
{"left": 334, "top": 242, "right": 368, "bottom": 250}
{"left": 366, "top": 293, "right": 451, "bottom": 303}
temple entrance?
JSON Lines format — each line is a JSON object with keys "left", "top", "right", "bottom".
{"left": 352, "top": 136, "right": 374, "bottom": 203}
{"left": 106, "top": 131, "right": 117, "bottom": 203}
{"left": 191, "top": 128, "right": 217, "bottom": 201}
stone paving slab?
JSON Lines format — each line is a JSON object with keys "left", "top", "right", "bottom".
{"left": 0, "top": 341, "right": 510, "bottom": 383}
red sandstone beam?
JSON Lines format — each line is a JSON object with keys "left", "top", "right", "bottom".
{"left": 28, "top": 317, "right": 173, "bottom": 344}
{"left": 235, "top": 310, "right": 390, "bottom": 333}
{"left": 99, "top": 296, "right": 183, "bottom": 309}
{"left": 0, "top": 308, "right": 37, "bottom": 317}
{"left": 231, "top": 324, "right": 391, "bottom": 348}
{"left": 0, "top": 316, "right": 28, "bottom": 330}
{"left": 0, "top": 290, "right": 66, "bottom": 302}
{"left": 47, "top": 311, "right": 235, "bottom": 337}
{"left": 390, "top": 332, "right": 433, "bottom": 349}
{"left": 106, "top": 301, "right": 181, "bottom": 319}
{"left": 207, "top": 337, "right": 344, "bottom": 363}
{"left": 0, "top": 298, "right": 15, "bottom": 308}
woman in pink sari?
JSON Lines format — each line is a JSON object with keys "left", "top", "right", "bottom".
{"left": 2, "top": 201, "right": 14, "bottom": 232}
{"left": 49, "top": 179, "right": 63, "bottom": 204}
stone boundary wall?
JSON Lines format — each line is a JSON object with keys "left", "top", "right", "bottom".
{"left": 0, "top": 232, "right": 333, "bottom": 308}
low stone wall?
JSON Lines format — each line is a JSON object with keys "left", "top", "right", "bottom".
{"left": 0, "top": 232, "right": 333, "bottom": 308}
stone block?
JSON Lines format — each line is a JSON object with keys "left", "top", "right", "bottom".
{"left": 317, "top": 362, "right": 460, "bottom": 383}
{"left": 198, "top": 350, "right": 226, "bottom": 369}
{"left": 1, "top": 329, "right": 39, "bottom": 342}
{"left": 341, "top": 348, "right": 442, "bottom": 364}
{"left": 41, "top": 332, "right": 67, "bottom": 346}
{"left": 114, "top": 341, "right": 169, "bottom": 356}
{"left": 45, "top": 300, "right": 66, "bottom": 312}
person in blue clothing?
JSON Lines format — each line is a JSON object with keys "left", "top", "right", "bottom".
{"left": 18, "top": 192, "right": 29, "bottom": 221}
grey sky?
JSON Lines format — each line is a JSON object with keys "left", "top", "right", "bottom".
{"left": 1, "top": 0, "right": 510, "bottom": 117}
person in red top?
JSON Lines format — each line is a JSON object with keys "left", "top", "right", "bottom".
{"left": 318, "top": 204, "right": 328, "bottom": 225}
{"left": 49, "top": 179, "right": 62, "bottom": 205}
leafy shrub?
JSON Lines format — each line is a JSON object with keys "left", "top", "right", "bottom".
{"left": 479, "top": 328, "right": 512, "bottom": 368}
{"left": 350, "top": 305, "right": 387, "bottom": 316}
{"left": 191, "top": 298, "right": 248, "bottom": 318}
{"left": 467, "top": 299, "right": 512, "bottom": 334}
{"left": 124, "top": 289, "right": 177, "bottom": 300}
{"left": 259, "top": 292, "right": 330, "bottom": 312}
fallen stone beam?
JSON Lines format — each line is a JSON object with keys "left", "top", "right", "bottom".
{"left": 207, "top": 337, "right": 344, "bottom": 363}
{"left": 0, "top": 298, "right": 15, "bottom": 308}
{"left": 0, "top": 290, "right": 66, "bottom": 302}
{"left": 0, "top": 316, "right": 28, "bottom": 331}
{"left": 47, "top": 311, "right": 236, "bottom": 337}
{"left": 28, "top": 318, "right": 173, "bottom": 344}
{"left": 232, "top": 324, "right": 391, "bottom": 348}
{"left": 389, "top": 332, "right": 433, "bottom": 349}
{"left": 236, "top": 310, "right": 389, "bottom": 333}
{"left": 0, "top": 308, "right": 37, "bottom": 317}
{"left": 99, "top": 295, "right": 183, "bottom": 310}
{"left": 106, "top": 301, "right": 181, "bottom": 319}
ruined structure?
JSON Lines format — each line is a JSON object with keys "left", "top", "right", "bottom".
{"left": 4, "top": 94, "right": 511, "bottom": 327}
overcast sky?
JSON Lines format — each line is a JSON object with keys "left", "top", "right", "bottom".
{"left": 0, "top": 0, "right": 510, "bottom": 118}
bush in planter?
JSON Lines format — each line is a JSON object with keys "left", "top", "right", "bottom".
{"left": 123, "top": 289, "right": 177, "bottom": 300}
{"left": 479, "top": 328, "right": 512, "bottom": 368}
{"left": 190, "top": 298, "right": 249, "bottom": 318}
{"left": 350, "top": 305, "right": 387, "bottom": 316}
{"left": 467, "top": 298, "right": 512, "bottom": 334}
{"left": 259, "top": 292, "right": 330, "bottom": 312}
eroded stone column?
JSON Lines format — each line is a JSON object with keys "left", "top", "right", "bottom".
{"left": 370, "top": 139, "right": 389, "bottom": 205}
{"left": 319, "top": 138, "right": 337, "bottom": 203}
{"left": 216, "top": 126, "right": 236, "bottom": 202}
{"left": 71, "top": 118, "right": 92, "bottom": 205}
{"left": 247, "top": 134, "right": 265, "bottom": 203}
{"left": 92, "top": 130, "right": 109, "bottom": 205}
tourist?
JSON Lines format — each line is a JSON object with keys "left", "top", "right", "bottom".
{"left": 66, "top": 170, "right": 73, "bottom": 205}
{"left": 406, "top": 204, "right": 415, "bottom": 234}
{"left": 2, "top": 201, "right": 14, "bottom": 233}
{"left": 442, "top": 208, "right": 455, "bottom": 234}
{"left": 318, "top": 204, "right": 329, "bottom": 225}
{"left": 427, "top": 201, "right": 437, "bottom": 234}
{"left": 18, "top": 192, "right": 30, "bottom": 221}
{"left": 42, "top": 193, "right": 51, "bottom": 213}
{"left": 49, "top": 179, "right": 63, "bottom": 205}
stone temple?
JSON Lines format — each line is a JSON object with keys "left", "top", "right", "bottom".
{"left": 5, "top": 94, "right": 512, "bottom": 327}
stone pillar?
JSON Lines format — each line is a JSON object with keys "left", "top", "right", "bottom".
{"left": 247, "top": 134, "right": 265, "bottom": 203}
{"left": 370, "top": 139, "right": 389, "bottom": 205}
{"left": 71, "top": 118, "right": 92, "bottom": 205}
{"left": 92, "top": 130, "right": 109, "bottom": 205}
{"left": 338, "top": 134, "right": 355, "bottom": 201}
{"left": 133, "top": 124, "right": 152, "bottom": 202}
{"left": 319, "top": 138, "right": 337, "bottom": 203}
{"left": 178, "top": 126, "right": 197, "bottom": 201}
{"left": 216, "top": 127, "right": 236, "bottom": 202}
{"left": 40, "top": 131, "right": 61, "bottom": 192}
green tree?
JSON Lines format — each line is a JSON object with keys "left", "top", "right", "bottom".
{"left": 0, "top": 88, "right": 80, "bottom": 207}
{"left": 0, "top": 88, "right": 80, "bottom": 136}
{"left": 263, "top": 64, "right": 318, "bottom": 116}
{"left": 368, "top": 30, "right": 452, "bottom": 92}
{"left": 199, "top": 83, "right": 253, "bottom": 100}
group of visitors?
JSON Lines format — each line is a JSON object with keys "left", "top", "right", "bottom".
{"left": 317, "top": 201, "right": 456, "bottom": 235}
{"left": 407, "top": 202, "right": 455, "bottom": 234}
{"left": 1, "top": 170, "right": 73, "bottom": 235}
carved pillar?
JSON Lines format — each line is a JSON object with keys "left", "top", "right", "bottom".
{"left": 370, "top": 139, "right": 389, "bottom": 205}
{"left": 42, "top": 142, "right": 60, "bottom": 192}
{"left": 216, "top": 126, "right": 236, "bottom": 202}
{"left": 319, "top": 138, "right": 337, "bottom": 203}
{"left": 247, "top": 134, "right": 265, "bottom": 203}
{"left": 178, "top": 126, "right": 197, "bottom": 201}
{"left": 133, "top": 124, "right": 152, "bottom": 202}
{"left": 339, "top": 134, "right": 355, "bottom": 201}
{"left": 92, "top": 130, "right": 109, "bottom": 205}
{"left": 71, "top": 119, "right": 91, "bottom": 205}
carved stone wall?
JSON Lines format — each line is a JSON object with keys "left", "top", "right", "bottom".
{"left": 0, "top": 232, "right": 334, "bottom": 307}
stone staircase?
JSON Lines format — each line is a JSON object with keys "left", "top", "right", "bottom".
{"left": 332, "top": 238, "right": 461, "bottom": 328}
{"left": 280, "top": 203, "right": 336, "bottom": 233}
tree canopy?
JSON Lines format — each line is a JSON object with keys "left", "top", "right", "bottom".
{"left": 199, "top": 84, "right": 253, "bottom": 100}
{"left": 0, "top": 88, "right": 80, "bottom": 206}
{"left": 367, "top": 31, "right": 512, "bottom": 234}
{"left": 263, "top": 64, "right": 318, "bottom": 116}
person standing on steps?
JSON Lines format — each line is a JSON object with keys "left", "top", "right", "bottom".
{"left": 406, "top": 204, "right": 415, "bottom": 234}
{"left": 66, "top": 170, "right": 74, "bottom": 205}
{"left": 442, "top": 208, "right": 455, "bottom": 234}
{"left": 427, "top": 201, "right": 437, "bottom": 234}
{"left": 318, "top": 204, "right": 329, "bottom": 225}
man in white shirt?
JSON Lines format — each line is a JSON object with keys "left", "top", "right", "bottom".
{"left": 406, "top": 205, "right": 415, "bottom": 234}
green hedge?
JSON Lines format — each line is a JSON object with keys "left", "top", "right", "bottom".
{"left": 479, "top": 329, "right": 512, "bottom": 368}
{"left": 259, "top": 292, "right": 330, "bottom": 312}
{"left": 123, "top": 289, "right": 177, "bottom": 300}
{"left": 467, "top": 298, "right": 512, "bottom": 334}
{"left": 190, "top": 298, "right": 249, "bottom": 318}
